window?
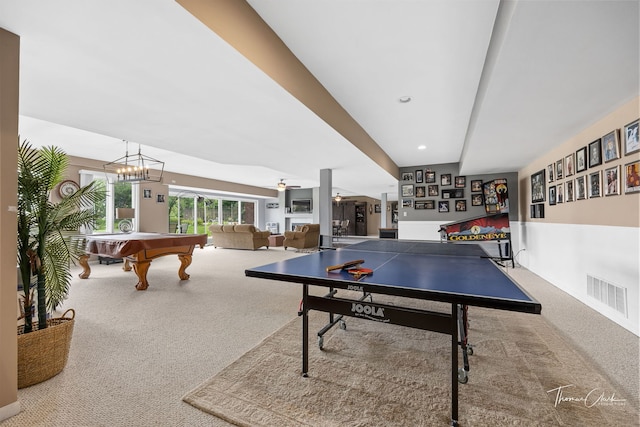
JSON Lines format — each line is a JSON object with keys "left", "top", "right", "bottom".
{"left": 80, "top": 171, "right": 136, "bottom": 234}
{"left": 113, "top": 181, "right": 133, "bottom": 231}
{"left": 222, "top": 200, "right": 238, "bottom": 224}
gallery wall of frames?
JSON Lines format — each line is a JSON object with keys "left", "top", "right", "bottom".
{"left": 530, "top": 118, "right": 639, "bottom": 218}
{"left": 398, "top": 162, "right": 518, "bottom": 222}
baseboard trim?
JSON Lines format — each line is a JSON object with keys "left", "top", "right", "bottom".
{"left": 0, "top": 400, "right": 21, "bottom": 422}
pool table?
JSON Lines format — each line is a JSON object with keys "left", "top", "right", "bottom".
{"left": 79, "top": 232, "right": 208, "bottom": 290}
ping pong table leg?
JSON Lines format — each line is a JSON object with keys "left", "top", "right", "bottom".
{"left": 457, "top": 304, "right": 470, "bottom": 384}
{"left": 302, "top": 284, "right": 309, "bottom": 377}
{"left": 451, "top": 303, "right": 459, "bottom": 426}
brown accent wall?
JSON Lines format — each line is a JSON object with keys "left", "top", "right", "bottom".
{"left": 0, "top": 27, "right": 19, "bottom": 416}
{"left": 138, "top": 182, "right": 169, "bottom": 233}
{"left": 519, "top": 97, "right": 640, "bottom": 227}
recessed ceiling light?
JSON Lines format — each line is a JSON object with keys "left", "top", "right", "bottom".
{"left": 399, "top": 96, "right": 412, "bottom": 103}
{"left": 418, "top": 145, "right": 426, "bottom": 150}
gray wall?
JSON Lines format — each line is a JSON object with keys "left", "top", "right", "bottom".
{"left": 398, "top": 162, "right": 518, "bottom": 222}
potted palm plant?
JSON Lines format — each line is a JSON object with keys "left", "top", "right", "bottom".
{"left": 17, "top": 139, "right": 103, "bottom": 388}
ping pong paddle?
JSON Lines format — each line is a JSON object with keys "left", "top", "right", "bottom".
{"left": 326, "top": 259, "right": 365, "bottom": 272}
{"left": 347, "top": 268, "right": 373, "bottom": 279}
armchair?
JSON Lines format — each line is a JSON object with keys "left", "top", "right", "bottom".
{"left": 283, "top": 224, "right": 320, "bottom": 250}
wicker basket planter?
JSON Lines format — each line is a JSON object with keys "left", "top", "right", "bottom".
{"left": 17, "top": 309, "right": 75, "bottom": 389}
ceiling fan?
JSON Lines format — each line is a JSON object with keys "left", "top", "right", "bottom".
{"left": 276, "top": 179, "right": 301, "bottom": 192}
{"left": 333, "top": 193, "right": 351, "bottom": 202}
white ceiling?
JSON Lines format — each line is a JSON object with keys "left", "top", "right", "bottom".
{"left": 1, "top": 0, "right": 638, "bottom": 199}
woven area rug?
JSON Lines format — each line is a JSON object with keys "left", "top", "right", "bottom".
{"left": 183, "top": 297, "right": 638, "bottom": 426}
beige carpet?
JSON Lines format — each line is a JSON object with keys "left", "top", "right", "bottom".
{"left": 183, "top": 297, "right": 637, "bottom": 427}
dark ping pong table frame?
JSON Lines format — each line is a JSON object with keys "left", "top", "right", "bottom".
{"left": 300, "top": 284, "right": 473, "bottom": 427}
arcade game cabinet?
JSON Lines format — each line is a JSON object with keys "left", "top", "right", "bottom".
{"left": 439, "top": 179, "right": 514, "bottom": 267}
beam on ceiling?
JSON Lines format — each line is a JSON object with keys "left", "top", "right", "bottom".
{"left": 176, "top": 0, "right": 399, "bottom": 180}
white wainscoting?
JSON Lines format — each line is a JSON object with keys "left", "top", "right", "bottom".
{"left": 517, "top": 222, "right": 638, "bottom": 335}
{"left": 397, "top": 220, "right": 522, "bottom": 254}
{"left": 397, "top": 221, "right": 443, "bottom": 241}
{"left": 398, "top": 220, "right": 639, "bottom": 335}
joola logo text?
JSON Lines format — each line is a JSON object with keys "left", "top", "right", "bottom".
{"left": 351, "top": 303, "right": 384, "bottom": 318}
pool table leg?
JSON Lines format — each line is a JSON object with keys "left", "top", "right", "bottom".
{"left": 78, "top": 254, "right": 91, "bottom": 279}
{"left": 131, "top": 260, "right": 151, "bottom": 290}
{"left": 177, "top": 254, "right": 193, "bottom": 280}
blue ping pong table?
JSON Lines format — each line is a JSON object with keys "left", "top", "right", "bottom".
{"left": 245, "top": 240, "right": 541, "bottom": 426}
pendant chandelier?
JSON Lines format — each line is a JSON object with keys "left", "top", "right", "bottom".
{"left": 103, "top": 141, "right": 165, "bottom": 183}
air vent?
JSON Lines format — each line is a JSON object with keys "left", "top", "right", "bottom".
{"left": 587, "top": 275, "right": 627, "bottom": 317}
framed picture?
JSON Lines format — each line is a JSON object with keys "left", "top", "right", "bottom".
{"left": 604, "top": 165, "right": 620, "bottom": 196}
{"left": 602, "top": 129, "right": 620, "bottom": 162}
{"left": 471, "top": 193, "right": 483, "bottom": 206}
{"left": 415, "top": 169, "right": 424, "bottom": 183}
{"left": 402, "top": 198, "right": 413, "bottom": 208}
{"left": 565, "top": 180, "right": 574, "bottom": 202}
{"left": 156, "top": 194, "right": 165, "bottom": 203}
{"left": 455, "top": 200, "right": 467, "bottom": 212}
{"left": 557, "top": 183, "right": 564, "bottom": 203}
{"left": 438, "top": 201, "right": 449, "bottom": 213}
{"left": 547, "top": 164, "right": 555, "bottom": 182}
{"left": 624, "top": 160, "right": 640, "bottom": 193}
{"left": 143, "top": 189, "right": 152, "bottom": 199}
{"left": 401, "top": 184, "right": 414, "bottom": 197}
{"left": 624, "top": 119, "right": 639, "bottom": 155}
{"left": 454, "top": 176, "right": 466, "bottom": 188}
{"left": 575, "top": 176, "right": 586, "bottom": 200}
{"left": 471, "top": 180, "right": 483, "bottom": 192}
{"left": 588, "top": 139, "right": 602, "bottom": 168}
{"left": 425, "top": 170, "right": 436, "bottom": 183}
{"left": 576, "top": 146, "right": 587, "bottom": 172}
{"left": 374, "top": 204, "right": 381, "bottom": 213}
{"left": 415, "top": 186, "right": 426, "bottom": 198}
{"left": 414, "top": 201, "right": 426, "bottom": 210}
{"left": 556, "top": 159, "right": 564, "bottom": 179}
{"left": 441, "top": 174, "right": 452, "bottom": 186}
{"left": 531, "top": 169, "right": 546, "bottom": 203}
{"left": 588, "top": 171, "right": 601, "bottom": 198}
{"left": 401, "top": 172, "right": 414, "bottom": 181}
{"left": 548, "top": 185, "right": 556, "bottom": 206}
{"left": 442, "top": 189, "right": 464, "bottom": 199}
{"left": 424, "top": 200, "right": 435, "bottom": 209}
{"left": 531, "top": 203, "right": 545, "bottom": 218}
{"left": 565, "top": 153, "right": 575, "bottom": 177}
{"left": 428, "top": 185, "right": 439, "bottom": 196}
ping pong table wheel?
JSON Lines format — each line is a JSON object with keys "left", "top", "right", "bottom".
{"left": 457, "top": 368, "right": 469, "bottom": 384}
{"left": 318, "top": 335, "right": 324, "bottom": 350}
{"left": 466, "top": 345, "right": 474, "bottom": 356}
{"left": 339, "top": 320, "right": 347, "bottom": 330}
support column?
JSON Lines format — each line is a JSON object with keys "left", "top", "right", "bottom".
{"left": 380, "top": 193, "right": 388, "bottom": 228}
{"left": 319, "top": 169, "right": 332, "bottom": 246}
{"left": 0, "top": 27, "right": 20, "bottom": 421}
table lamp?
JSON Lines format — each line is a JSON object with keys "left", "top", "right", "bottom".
{"left": 115, "top": 208, "right": 135, "bottom": 233}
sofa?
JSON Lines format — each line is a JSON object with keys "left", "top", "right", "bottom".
{"left": 209, "top": 224, "right": 271, "bottom": 250}
{"left": 283, "top": 224, "right": 320, "bottom": 250}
